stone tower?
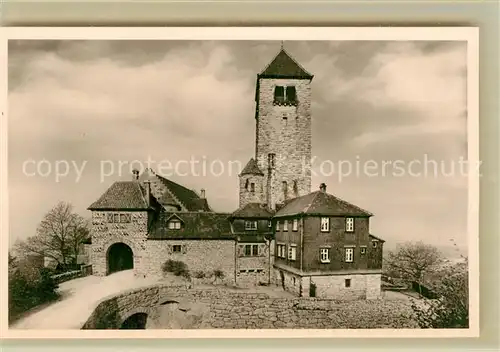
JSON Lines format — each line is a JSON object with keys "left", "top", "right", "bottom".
{"left": 238, "top": 158, "right": 265, "bottom": 208}
{"left": 254, "top": 47, "right": 313, "bottom": 210}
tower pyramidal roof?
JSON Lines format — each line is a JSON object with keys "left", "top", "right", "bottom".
{"left": 258, "top": 46, "right": 313, "bottom": 79}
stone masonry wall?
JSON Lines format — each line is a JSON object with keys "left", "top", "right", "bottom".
{"left": 91, "top": 211, "right": 149, "bottom": 277}
{"left": 82, "top": 283, "right": 417, "bottom": 329}
{"left": 310, "top": 273, "right": 382, "bottom": 300}
{"left": 236, "top": 241, "right": 270, "bottom": 287}
{"left": 144, "top": 240, "right": 236, "bottom": 285}
{"left": 255, "top": 78, "right": 312, "bottom": 209}
{"left": 239, "top": 174, "right": 265, "bottom": 208}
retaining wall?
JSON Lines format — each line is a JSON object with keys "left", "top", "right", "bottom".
{"left": 82, "top": 284, "right": 417, "bottom": 329}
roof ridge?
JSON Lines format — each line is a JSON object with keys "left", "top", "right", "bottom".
{"left": 302, "top": 191, "right": 321, "bottom": 214}
{"left": 136, "top": 182, "right": 149, "bottom": 208}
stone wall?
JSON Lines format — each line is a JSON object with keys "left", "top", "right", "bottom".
{"left": 144, "top": 240, "right": 236, "bottom": 285}
{"left": 82, "top": 283, "right": 417, "bottom": 330}
{"left": 91, "top": 211, "right": 149, "bottom": 277}
{"left": 255, "top": 78, "right": 312, "bottom": 210}
{"left": 239, "top": 174, "right": 264, "bottom": 208}
{"left": 236, "top": 242, "right": 270, "bottom": 287}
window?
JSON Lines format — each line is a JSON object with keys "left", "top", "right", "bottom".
{"left": 284, "top": 220, "right": 288, "bottom": 231}
{"left": 345, "top": 248, "right": 354, "bottom": 262}
{"left": 250, "top": 183, "right": 255, "bottom": 193}
{"left": 245, "top": 179, "right": 249, "bottom": 190}
{"left": 292, "top": 219, "right": 298, "bottom": 231}
{"left": 282, "top": 181, "right": 288, "bottom": 200}
{"left": 276, "top": 220, "right": 280, "bottom": 231}
{"left": 372, "top": 241, "right": 378, "bottom": 248}
{"left": 286, "top": 86, "right": 296, "bottom": 102}
{"left": 345, "top": 279, "right": 351, "bottom": 288}
{"left": 244, "top": 244, "right": 259, "bottom": 256}
{"left": 268, "top": 153, "right": 276, "bottom": 168}
{"left": 245, "top": 221, "right": 257, "bottom": 231}
{"left": 168, "top": 219, "right": 182, "bottom": 230}
{"left": 107, "top": 213, "right": 131, "bottom": 223}
{"left": 268, "top": 220, "right": 272, "bottom": 228}
{"left": 320, "top": 217, "right": 330, "bottom": 232}
{"left": 293, "top": 180, "right": 298, "bottom": 196}
{"left": 172, "top": 245, "right": 182, "bottom": 253}
{"left": 288, "top": 245, "right": 297, "bottom": 261}
{"left": 274, "top": 86, "right": 285, "bottom": 101}
{"left": 345, "top": 217, "right": 354, "bottom": 232}
{"left": 360, "top": 247, "right": 367, "bottom": 254}
{"left": 256, "top": 269, "right": 263, "bottom": 273}
{"left": 277, "top": 244, "right": 286, "bottom": 258}
{"left": 274, "top": 85, "right": 297, "bottom": 104}
{"left": 320, "top": 248, "right": 330, "bottom": 263}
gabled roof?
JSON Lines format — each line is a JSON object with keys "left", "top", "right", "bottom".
{"left": 274, "top": 190, "right": 372, "bottom": 217}
{"left": 240, "top": 158, "right": 264, "bottom": 176}
{"left": 258, "top": 48, "right": 313, "bottom": 79}
{"left": 231, "top": 203, "right": 275, "bottom": 219}
{"left": 88, "top": 181, "right": 156, "bottom": 211}
{"left": 140, "top": 168, "right": 211, "bottom": 212}
{"left": 148, "top": 212, "right": 233, "bottom": 240}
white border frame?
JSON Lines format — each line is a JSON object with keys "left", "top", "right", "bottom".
{"left": 0, "top": 26, "right": 480, "bottom": 339}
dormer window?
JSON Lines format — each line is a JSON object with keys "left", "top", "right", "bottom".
{"left": 245, "top": 220, "right": 257, "bottom": 231}
{"left": 168, "top": 219, "right": 182, "bottom": 230}
{"left": 274, "top": 85, "right": 297, "bottom": 105}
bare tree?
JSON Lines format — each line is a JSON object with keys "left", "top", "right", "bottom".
{"left": 14, "top": 202, "right": 90, "bottom": 270}
{"left": 385, "top": 241, "right": 443, "bottom": 284}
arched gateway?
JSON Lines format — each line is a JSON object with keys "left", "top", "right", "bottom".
{"left": 107, "top": 242, "right": 134, "bottom": 275}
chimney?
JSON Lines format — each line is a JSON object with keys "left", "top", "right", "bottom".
{"left": 200, "top": 188, "right": 206, "bottom": 199}
{"left": 132, "top": 169, "right": 140, "bottom": 181}
{"left": 319, "top": 183, "right": 327, "bottom": 192}
{"left": 144, "top": 180, "right": 151, "bottom": 207}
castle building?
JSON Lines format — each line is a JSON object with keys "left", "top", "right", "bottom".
{"left": 87, "top": 47, "right": 383, "bottom": 299}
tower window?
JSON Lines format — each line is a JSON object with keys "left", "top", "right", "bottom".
{"left": 286, "top": 86, "right": 296, "bottom": 101}
{"left": 245, "top": 179, "right": 249, "bottom": 190}
{"left": 274, "top": 85, "right": 297, "bottom": 105}
{"left": 268, "top": 153, "right": 276, "bottom": 168}
{"left": 250, "top": 183, "right": 255, "bottom": 193}
{"left": 293, "top": 180, "right": 298, "bottom": 196}
{"left": 282, "top": 181, "right": 288, "bottom": 200}
{"left": 274, "top": 86, "right": 285, "bottom": 102}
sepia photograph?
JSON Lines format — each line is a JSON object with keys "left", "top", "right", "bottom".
{"left": 0, "top": 27, "right": 479, "bottom": 338}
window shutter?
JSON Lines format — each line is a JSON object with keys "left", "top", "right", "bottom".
{"left": 274, "top": 86, "right": 284, "bottom": 100}
{"left": 182, "top": 245, "right": 187, "bottom": 254}
{"left": 259, "top": 244, "right": 266, "bottom": 256}
{"left": 107, "top": 213, "right": 113, "bottom": 223}
{"left": 167, "top": 245, "right": 173, "bottom": 255}
{"left": 238, "top": 245, "right": 244, "bottom": 257}
{"left": 286, "top": 86, "right": 296, "bottom": 101}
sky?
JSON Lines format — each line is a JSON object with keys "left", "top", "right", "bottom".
{"left": 8, "top": 40, "right": 469, "bottom": 257}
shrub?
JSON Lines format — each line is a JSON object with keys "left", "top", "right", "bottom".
{"left": 411, "top": 260, "right": 469, "bottom": 328}
{"left": 212, "top": 269, "right": 225, "bottom": 284}
{"left": 8, "top": 265, "right": 60, "bottom": 323}
{"left": 193, "top": 270, "right": 206, "bottom": 279}
{"left": 162, "top": 260, "right": 190, "bottom": 279}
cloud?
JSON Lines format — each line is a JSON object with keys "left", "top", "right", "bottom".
{"left": 8, "top": 40, "right": 470, "bottom": 254}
